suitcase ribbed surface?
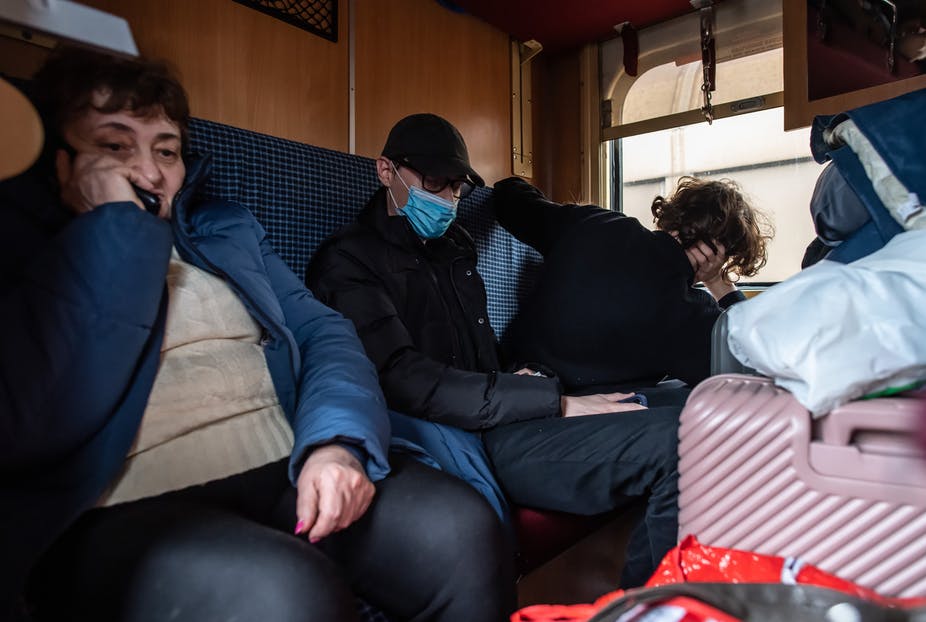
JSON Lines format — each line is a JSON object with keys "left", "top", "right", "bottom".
{"left": 679, "top": 374, "right": 926, "bottom": 597}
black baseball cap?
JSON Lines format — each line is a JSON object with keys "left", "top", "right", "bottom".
{"left": 382, "top": 113, "right": 485, "bottom": 188}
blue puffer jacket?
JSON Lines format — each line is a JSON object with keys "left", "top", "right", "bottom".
{"left": 810, "top": 87, "right": 926, "bottom": 263}
{"left": 1, "top": 154, "right": 507, "bottom": 620}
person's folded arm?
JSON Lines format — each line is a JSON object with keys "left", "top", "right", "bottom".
{"left": 308, "top": 246, "right": 562, "bottom": 430}
{"left": 378, "top": 348, "right": 562, "bottom": 429}
{"left": 492, "top": 176, "right": 596, "bottom": 256}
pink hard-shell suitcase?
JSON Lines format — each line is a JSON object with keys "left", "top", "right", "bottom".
{"left": 678, "top": 373, "right": 926, "bottom": 597}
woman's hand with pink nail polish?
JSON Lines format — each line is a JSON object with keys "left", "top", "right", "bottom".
{"left": 294, "top": 445, "right": 375, "bottom": 543}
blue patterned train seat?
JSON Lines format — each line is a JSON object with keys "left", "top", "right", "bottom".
{"left": 188, "top": 117, "right": 542, "bottom": 341}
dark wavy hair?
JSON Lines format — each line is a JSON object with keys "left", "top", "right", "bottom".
{"left": 31, "top": 47, "right": 190, "bottom": 147}
{"left": 651, "top": 176, "right": 773, "bottom": 281}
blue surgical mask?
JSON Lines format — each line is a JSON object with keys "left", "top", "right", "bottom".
{"left": 390, "top": 165, "right": 458, "bottom": 239}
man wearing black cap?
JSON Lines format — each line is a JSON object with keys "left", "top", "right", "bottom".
{"left": 307, "top": 113, "right": 679, "bottom": 588}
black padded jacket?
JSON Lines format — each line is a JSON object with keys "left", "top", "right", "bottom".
{"left": 306, "top": 188, "right": 562, "bottom": 430}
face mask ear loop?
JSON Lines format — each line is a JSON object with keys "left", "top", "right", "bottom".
{"left": 388, "top": 161, "right": 410, "bottom": 212}
{"left": 387, "top": 186, "right": 401, "bottom": 212}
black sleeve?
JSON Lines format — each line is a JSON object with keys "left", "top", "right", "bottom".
{"left": 718, "top": 289, "right": 746, "bottom": 309}
{"left": 306, "top": 241, "right": 562, "bottom": 430}
{"left": 664, "top": 314, "right": 716, "bottom": 387}
{"left": 665, "top": 279, "right": 726, "bottom": 388}
{"left": 492, "top": 176, "right": 597, "bottom": 256}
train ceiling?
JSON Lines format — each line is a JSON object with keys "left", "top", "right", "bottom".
{"left": 443, "top": 0, "right": 698, "bottom": 54}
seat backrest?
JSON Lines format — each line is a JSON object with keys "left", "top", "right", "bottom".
{"left": 187, "top": 117, "right": 542, "bottom": 341}
{"left": 709, "top": 310, "right": 758, "bottom": 377}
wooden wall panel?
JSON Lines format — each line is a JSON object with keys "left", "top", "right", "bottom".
{"left": 531, "top": 51, "right": 583, "bottom": 204}
{"left": 0, "top": 38, "right": 48, "bottom": 80}
{"left": 354, "top": 0, "right": 511, "bottom": 185}
{"left": 8, "top": 1, "right": 515, "bottom": 183}
{"left": 82, "top": 0, "right": 350, "bottom": 150}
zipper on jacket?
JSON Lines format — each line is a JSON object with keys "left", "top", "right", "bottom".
{"left": 449, "top": 255, "right": 490, "bottom": 365}
{"left": 418, "top": 249, "right": 467, "bottom": 366}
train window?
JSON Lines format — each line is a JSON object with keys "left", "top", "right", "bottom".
{"left": 599, "top": 0, "right": 819, "bottom": 283}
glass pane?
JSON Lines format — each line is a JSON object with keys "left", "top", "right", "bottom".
{"left": 601, "top": 0, "right": 783, "bottom": 131}
{"left": 622, "top": 49, "right": 783, "bottom": 125}
{"left": 617, "top": 107, "right": 818, "bottom": 282}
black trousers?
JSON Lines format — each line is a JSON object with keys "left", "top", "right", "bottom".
{"left": 27, "top": 455, "right": 515, "bottom": 622}
{"left": 483, "top": 396, "right": 681, "bottom": 589}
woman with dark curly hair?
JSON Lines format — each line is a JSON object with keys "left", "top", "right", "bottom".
{"left": 493, "top": 175, "right": 773, "bottom": 394}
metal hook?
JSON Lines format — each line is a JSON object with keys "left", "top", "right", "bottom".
{"left": 696, "top": 2, "right": 716, "bottom": 124}
{"left": 701, "top": 83, "right": 714, "bottom": 124}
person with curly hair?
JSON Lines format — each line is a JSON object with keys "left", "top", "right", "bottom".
{"left": 494, "top": 175, "right": 773, "bottom": 393}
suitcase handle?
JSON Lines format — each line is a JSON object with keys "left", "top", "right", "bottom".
{"left": 809, "top": 397, "right": 926, "bottom": 489}
{"left": 819, "top": 398, "right": 919, "bottom": 452}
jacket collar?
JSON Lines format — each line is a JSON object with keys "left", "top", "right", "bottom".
{"left": 170, "top": 150, "right": 213, "bottom": 224}
{"left": 358, "top": 186, "right": 477, "bottom": 257}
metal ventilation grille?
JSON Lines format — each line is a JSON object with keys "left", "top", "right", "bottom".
{"left": 234, "top": 0, "right": 337, "bottom": 42}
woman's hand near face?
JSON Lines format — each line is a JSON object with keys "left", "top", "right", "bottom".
{"left": 55, "top": 149, "right": 153, "bottom": 215}
{"left": 294, "top": 444, "right": 375, "bottom": 544}
{"left": 56, "top": 107, "right": 186, "bottom": 218}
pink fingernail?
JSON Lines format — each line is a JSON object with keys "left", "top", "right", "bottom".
{"left": 294, "top": 519, "right": 306, "bottom": 535}
{"left": 310, "top": 537, "right": 320, "bottom": 544}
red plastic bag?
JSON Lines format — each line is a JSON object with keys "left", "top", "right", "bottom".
{"left": 511, "top": 535, "right": 926, "bottom": 622}
{"left": 646, "top": 534, "right": 926, "bottom": 607}
{"left": 512, "top": 591, "right": 624, "bottom": 622}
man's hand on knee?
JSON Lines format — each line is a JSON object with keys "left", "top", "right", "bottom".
{"left": 561, "top": 392, "right": 648, "bottom": 418}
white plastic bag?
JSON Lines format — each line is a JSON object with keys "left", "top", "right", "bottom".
{"left": 726, "top": 230, "right": 926, "bottom": 416}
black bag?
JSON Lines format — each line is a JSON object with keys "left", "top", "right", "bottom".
{"left": 587, "top": 583, "right": 925, "bottom": 622}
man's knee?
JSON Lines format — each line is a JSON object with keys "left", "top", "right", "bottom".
{"left": 644, "top": 410, "right": 681, "bottom": 469}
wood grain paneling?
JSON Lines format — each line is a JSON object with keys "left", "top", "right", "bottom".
{"left": 354, "top": 0, "right": 511, "bottom": 185}
{"left": 14, "top": 1, "right": 516, "bottom": 184}
{"left": 82, "top": 0, "right": 350, "bottom": 150}
{"left": 531, "top": 51, "right": 583, "bottom": 204}
{"left": 0, "top": 38, "right": 49, "bottom": 80}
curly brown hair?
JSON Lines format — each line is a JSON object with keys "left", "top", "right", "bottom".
{"left": 651, "top": 176, "right": 773, "bottom": 281}
{"left": 31, "top": 47, "right": 190, "bottom": 147}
